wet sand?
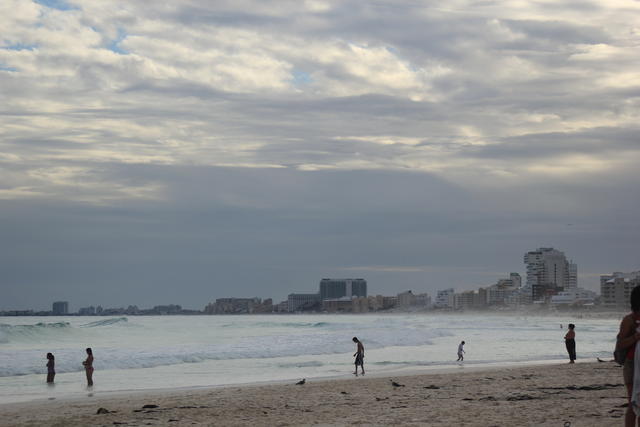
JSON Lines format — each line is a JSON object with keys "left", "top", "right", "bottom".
{"left": 0, "top": 361, "right": 627, "bottom": 426}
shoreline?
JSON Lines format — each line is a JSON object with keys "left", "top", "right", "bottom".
{"left": 0, "top": 361, "right": 627, "bottom": 426}
{"left": 0, "top": 357, "right": 591, "bottom": 406}
{"left": 0, "top": 308, "right": 628, "bottom": 318}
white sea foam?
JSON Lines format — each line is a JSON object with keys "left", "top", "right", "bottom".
{"left": 0, "top": 316, "right": 450, "bottom": 377}
{"left": 0, "top": 314, "right": 619, "bottom": 404}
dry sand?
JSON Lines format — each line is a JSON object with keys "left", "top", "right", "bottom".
{"left": 0, "top": 361, "right": 628, "bottom": 426}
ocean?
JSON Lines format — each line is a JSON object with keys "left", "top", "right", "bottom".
{"left": 0, "top": 313, "right": 620, "bottom": 404}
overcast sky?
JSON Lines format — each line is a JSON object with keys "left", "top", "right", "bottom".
{"left": 1, "top": 0, "right": 639, "bottom": 311}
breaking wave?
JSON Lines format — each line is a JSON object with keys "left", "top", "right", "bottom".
{"left": 0, "top": 320, "right": 451, "bottom": 377}
{"left": 80, "top": 317, "right": 128, "bottom": 328}
{"left": 0, "top": 322, "right": 71, "bottom": 342}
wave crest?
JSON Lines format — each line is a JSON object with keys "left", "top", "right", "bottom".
{"left": 80, "top": 317, "right": 128, "bottom": 328}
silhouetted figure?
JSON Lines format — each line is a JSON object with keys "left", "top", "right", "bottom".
{"left": 83, "top": 347, "right": 94, "bottom": 386}
{"left": 616, "top": 285, "right": 640, "bottom": 427}
{"left": 352, "top": 337, "right": 365, "bottom": 376}
{"left": 46, "top": 353, "right": 55, "bottom": 383}
{"left": 295, "top": 378, "right": 306, "bottom": 385}
{"left": 457, "top": 341, "right": 466, "bottom": 361}
{"left": 564, "top": 324, "right": 576, "bottom": 363}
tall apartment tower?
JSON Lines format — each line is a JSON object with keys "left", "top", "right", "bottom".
{"left": 509, "top": 272, "right": 522, "bottom": 288}
{"left": 524, "top": 248, "right": 577, "bottom": 300}
{"left": 52, "top": 301, "right": 69, "bottom": 315}
{"left": 600, "top": 271, "right": 640, "bottom": 306}
{"left": 319, "top": 279, "right": 367, "bottom": 300}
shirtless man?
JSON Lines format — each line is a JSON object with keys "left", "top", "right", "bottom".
{"left": 353, "top": 337, "right": 365, "bottom": 376}
{"left": 564, "top": 324, "right": 576, "bottom": 363}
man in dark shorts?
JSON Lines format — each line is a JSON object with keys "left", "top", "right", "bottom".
{"left": 353, "top": 337, "right": 365, "bottom": 376}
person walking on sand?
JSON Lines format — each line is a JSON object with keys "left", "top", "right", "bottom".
{"left": 353, "top": 337, "right": 365, "bottom": 376}
{"left": 46, "top": 353, "right": 55, "bottom": 384}
{"left": 616, "top": 286, "right": 640, "bottom": 427}
{"left": 564, "top": 324, "right": 576, "bottom": 363}
{"left": 457, "top": 341, "right": 465, "bottom": 361}
{"left": 83, "top": 347, "right": 94, "bottom": 386}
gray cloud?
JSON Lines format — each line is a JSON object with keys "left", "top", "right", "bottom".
{"left": 1, "top": 0, "right": 639, "bottom": 310}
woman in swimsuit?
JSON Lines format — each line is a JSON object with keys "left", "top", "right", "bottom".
{"left": 82, "top": 347, "right": 94, "bottom": 386}
{"left": 46, "top": 353, "right": 55, "bottom": 383}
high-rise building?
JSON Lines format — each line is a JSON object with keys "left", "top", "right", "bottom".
{"left": 78, "top": 306, "right": 96, "bottom": 315}
{"left": 486, "top": 273, "right": 522, "bottom": 306}
{"left": 509, "top": 272, "right": 522, "bottom": 288}
{"left": 287, "top": 293, "right": 321, "bottom": 312}
{"left": 52, "top": 301, "right": 69, "bottom": 315}
{"left": 524, "top": 248, "right": 577, "bottom": 301}
{"left": 567, "top": 263, "right": 578, "bottom": 289}
{"left": 435, "top": 288, "right": 454, "bottom": 308}
{"left": 319, "top": 279, "right": 367, "bottom": 300}
{"left": 397, "top": 290, "right": 416, "bottom": 308}
{"left": 600, "top": 271, "right": 640, "bottom": 307}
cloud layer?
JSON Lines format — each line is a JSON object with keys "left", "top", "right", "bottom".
{"left": 1, "top": 0, "right": 639, "bottom": 309}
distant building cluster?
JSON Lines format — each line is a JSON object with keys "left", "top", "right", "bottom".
{"left": 2, "top": 246, "right": 639, "bottom": 316}
{"left": 283, "top": 280, "right": 425, "bottom": 314}
{"left": 204, "top": 298, "right": 273, "bottom": 314}
{"left": 600, "top": 271, "right": 640, "bottom": 307}
{"left": 2, "top": 303, "right": 202, "bottom": 316}
{"left": 75, "top": 304, "right": 195, "bottom": 316}
{"left": 285, "top": 278, "right": 371, "bottom": 313}
{"left": 432, "top": 247, "right": 598, "bottom": 310}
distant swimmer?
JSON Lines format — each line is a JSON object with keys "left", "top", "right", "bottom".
{"left": 83, "top": 348, "right": 94, "bottom": 386}
{"left": 457, "top": 341, "right": 466, "bottom": 362}
{"left": 353, "top": 337, "right": 365, "bottom": 376}
{"left": 46, "top": 353, "right": 55, "bottom": 384}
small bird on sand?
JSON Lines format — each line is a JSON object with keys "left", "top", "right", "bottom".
{"left": 296, "top": 378, "right": 306, "bottom": 385}
{"left": 391, "top": 380, "right": 405, "bottom": 387}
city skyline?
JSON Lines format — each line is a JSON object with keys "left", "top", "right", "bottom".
{"left": 2, "top": 1, "right": 639, "bottom": 311}
{"left": 8, "top": 265, "right": 640, "bottom": 314}
{"left": 1, "top": 256, "right": 629, "bottom": 313}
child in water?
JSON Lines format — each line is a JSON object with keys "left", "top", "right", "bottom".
{"left": 457, "top": 341, "right": 466, "bottom": 361}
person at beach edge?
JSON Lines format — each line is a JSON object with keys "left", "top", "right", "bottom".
{"left": 564, "top": 324, "right": 576, "bottom": 363}
{"left": 617, "top": 286, "right": 640, "bottom": 427}
{"left": 353, "top": 337, "right": 364, "bottom": 376}
{"left": 83, "top": 347, "right": 94, "bottom": 386}
{"left": 46, "top": 353, "right": 55, "bottom": 384}
{"left": 457, "top": 341, "right": 465, "bottom": 361}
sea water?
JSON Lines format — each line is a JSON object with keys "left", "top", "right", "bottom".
{"left": 0, "top": 313, "right": 620, "bottom": 404}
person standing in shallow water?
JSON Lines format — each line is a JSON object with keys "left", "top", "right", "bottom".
{"left": 564, "top": 324, "right": 576, "bottom": 363}
{"left": 46, "top": 353, "right": 55, "bottom": 383}
{"left": 457, "top": 341, "right": 465, "bottom": 361}
{"left": 83, "top": 348, "right": 94, "bottom": 386}
{"left": 352, "top": 337, "right": 364, "bottom": 376}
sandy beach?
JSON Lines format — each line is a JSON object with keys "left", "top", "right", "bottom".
{"left": 0, "top": 360, "right": 628, "bottom": 426}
